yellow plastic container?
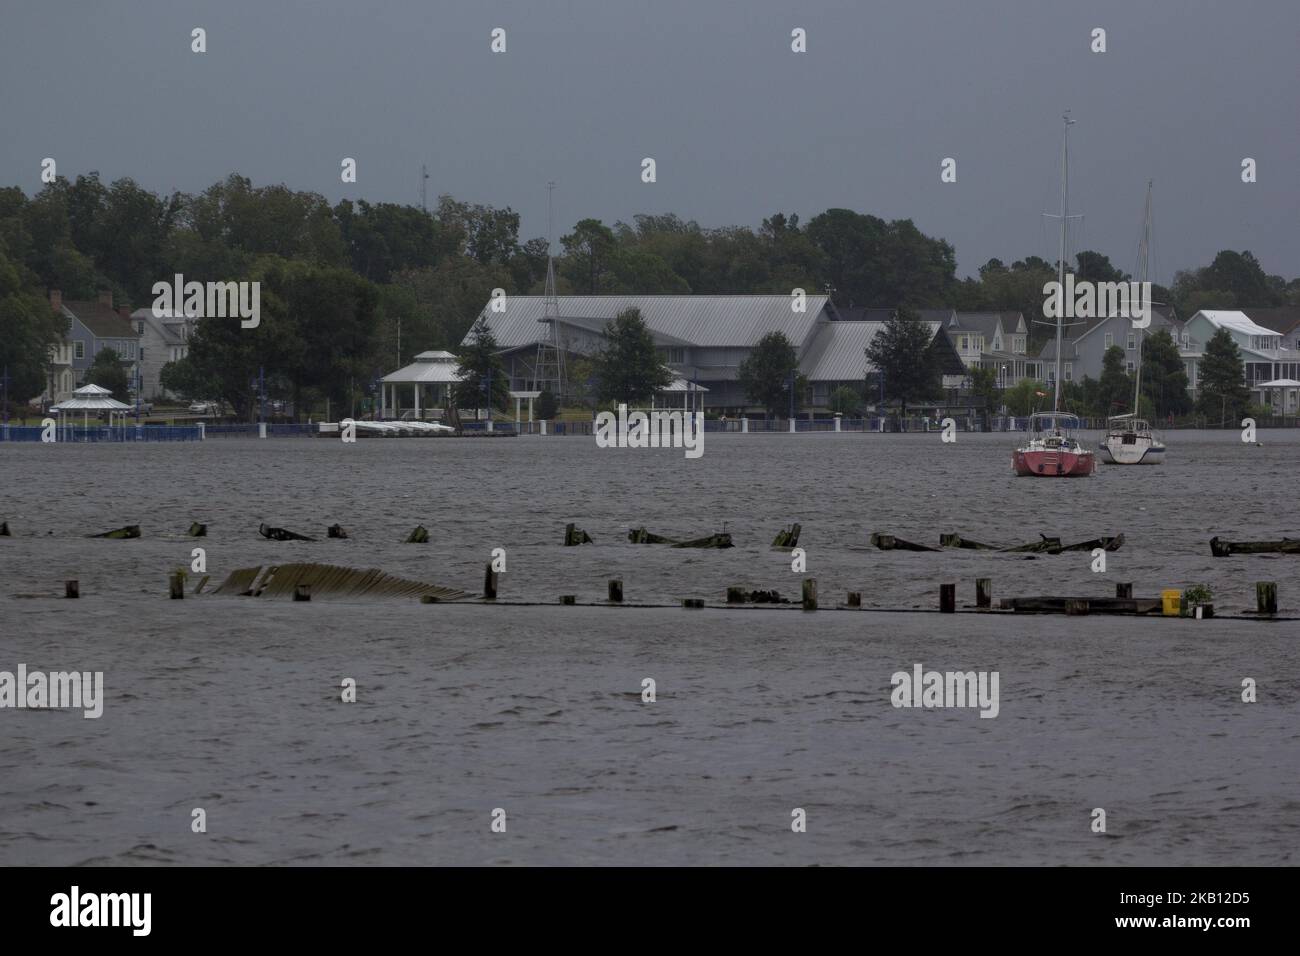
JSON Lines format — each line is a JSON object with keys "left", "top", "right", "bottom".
{"left": 1161, "top": 589, "right": 1183, "bottom": 617}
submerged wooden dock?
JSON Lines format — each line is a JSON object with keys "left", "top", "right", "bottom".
{"left": 211, "top": 563, "right": 471, "bottom": 602}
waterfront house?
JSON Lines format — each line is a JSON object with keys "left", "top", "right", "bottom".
{"left": 1034, "top": 305, "right": 1182, "bottom": 389}
{"left": 132, "top": 307, "right": 198, "bottom": 399}
{"left": 51, "top": 290, "right": 141, "bottom": 388}
{"left": 1244, "top": 307, "right": 1300, "bottom": 353}
{"left": 1181, "top": 310, "right": 1298, "bottom": 413}
{"left": 40, "top": 336, "right": 76, "bottom": 409}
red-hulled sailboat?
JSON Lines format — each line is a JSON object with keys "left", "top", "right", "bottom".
{"left": 1013, "top": 411, "right": 1095, "bottom": 476}
{"left": 1013, "top": 113, "right": 1095, "bottom": 477}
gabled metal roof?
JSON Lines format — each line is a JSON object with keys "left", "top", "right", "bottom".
{"left": 465, "top": 295, "right": 830, "bottom": 350}
{"left": 798, "top": 320, "right": 942, "bottom": 381}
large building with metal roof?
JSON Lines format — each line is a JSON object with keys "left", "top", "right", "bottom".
{"left": 460, "top": 294, "right": 962, "bottom": 412}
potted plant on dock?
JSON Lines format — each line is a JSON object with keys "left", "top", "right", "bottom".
{"left": 1182, "top": 584, "right": 1214, "bottom": 619}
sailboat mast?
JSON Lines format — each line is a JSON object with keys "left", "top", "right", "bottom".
{"left": 1054, "top": 113, "right": 1072, "bottom": 414}
{"left": 1132, "top": 180, "right": 1152, "bottom": 415}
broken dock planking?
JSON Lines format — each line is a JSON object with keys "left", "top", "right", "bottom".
{"left": 771, "top": 524, "right": 801, "bottom": 549}
{"left": 870, "top": 532, "right": 940, "bottom": 552}
{"left": 627, "top": 527, "right": 734, "bottom": 548}
{"left": 873, "top": 532, "right": 1125, "bottom": 554}
{"left": 939, "top": 533, "right": 997, "bottom": 550}
{"left": 1210, "top": 536, "right": 1300, "bottom": 557}
{"left": 999, "top": 595, "right": 1162, "bottom": 615}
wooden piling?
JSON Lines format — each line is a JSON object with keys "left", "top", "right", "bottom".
{"left": 327, "top": 524, "right": 348, "bottom": 539}
{"left": 976, "top": 578, "right": 992, "bottom": 608}
{"left": 939, "top": 583, "right": 955, "bottom": 613}
{"left": 65, "top": 580, "right": 79, "bottom": 599}
{"left": 169, "top": 572, "right": 185, "bottom": 600}
{"left": 294, "top": 584, "right": 311, "bottom": 602}
{"left": 564, "top": 523, "right": 593, "bottom": 546}
{"left": 802, "top": 578, "right": 817, "bottom": 611}
{"left": 608, "top": 579, "right": 623, "bottom": 603}
{"left": 187, "top": 522, "right": 207, "bottom": 537}
{"left": 1256, "top": 581, "right": 1277, "bottom": 615}
{"left": 1, "top": 520, "right": 12, "bottom": 536}
{"left": 560, "top": 594, "right": 576, "bottom": 605}
{"left": 771, "top": 523, "right": 801, "bottom": 548}
{"left": 846, "top": 591, "right": 861, "bottom": 607}
{"left": 484, "top": 563, "right": 499, "bottom": 600}
{"left": 726, "top": 586, "right": 746, "bottom": 604}
{"left": 1115, "top": 582, "right": 1133, "bottom": 599}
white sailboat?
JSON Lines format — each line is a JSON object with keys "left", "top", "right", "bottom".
{"left": 1101, "top": 181, "right": 1167, "bottom": 465}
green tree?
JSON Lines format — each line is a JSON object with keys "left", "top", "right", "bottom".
{"left": 591, "top": 308, "right": 673, "bottom": 405}
{"left": 1195, "top": 327, "right": 1249, "bottom": 425}
{"left": 536, "top": 388, "right": 559, "bottom": 420}
{"left": 1074, "top": 250, "right": 1129, "bottom": 284}
{"left": 159, "top": 358, "right": 220, "bottom": 402}
{"left": 864, "top": 308, "right": 940, "bottom": 414}
{"left": 828, "top": 385, "right": 864, "bottom": 416}
{"left": 1098, "top": 345, "right": 1133, "bottom": 415}
{"left": 0, "top": 243, "right": 64, "bottom": 402}
{"left": 739, "top": 330, "right": 799, "bottom": 417}
{"left": 969, "top": 366, "right": 998, "bottom": 426}
{"left": 84, "top": 347, "right": 130, "bottom": 402}
{"left": 1003, "top": 379, "right": 1048, "bottom": 416}
{"left": 452, "top": 318, "right": 509, "bottom": 411}
{"left": 806, "top": 209, "right": 956, "bottom": 308}
{"left": 561, "top": 219, "right": 618, "bottom": 293}
{"left": 1139, "top": 329, "right": 1191, "bottom": 417}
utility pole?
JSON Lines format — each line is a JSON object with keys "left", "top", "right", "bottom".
{"left": 420, "top": 164, "right": 429, "bottom": 213}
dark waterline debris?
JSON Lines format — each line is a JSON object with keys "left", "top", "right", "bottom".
{"left": 259, "top": 523, "right": 315, "bottom": 542}
{"left": 1211, "top": 536, "right": 1300, "bottom": 557}
{"left": 89, "top": 525, "right": 141, "bottom": 539}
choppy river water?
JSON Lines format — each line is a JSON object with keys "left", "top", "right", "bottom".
{"left": 1, "top": 430, "right": 1296, "bottom": 864}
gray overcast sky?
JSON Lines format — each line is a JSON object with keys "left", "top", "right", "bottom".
{"left": 2, "top": 0, "right": 1296, "bottom": 282}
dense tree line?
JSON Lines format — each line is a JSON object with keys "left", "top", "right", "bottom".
{"left": 0, "top": 172, "right": 1296, "bottom": 416}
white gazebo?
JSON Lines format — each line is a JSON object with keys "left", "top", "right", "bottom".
{"left": 380, "top": 351, "right": 461, "bottom": 419}
{"left": 49, "top": 384, "right": 133, "bottom": 439}
{"left": 1256, "top": 378, "right": 1300, "bottom": 414}
{"left": 655, "top": 377, "right": 709, "bottom": 414}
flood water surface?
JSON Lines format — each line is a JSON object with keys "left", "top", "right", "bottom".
{"left": 1, "top": 430, "right": 1296, "bottom": 864}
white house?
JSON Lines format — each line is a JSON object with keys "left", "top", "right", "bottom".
{"left": 132, "top": 308, "right": 199, "bottom": 399}
{"left": 1182, "top": 310, "right": 1299, "bottom": 412}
